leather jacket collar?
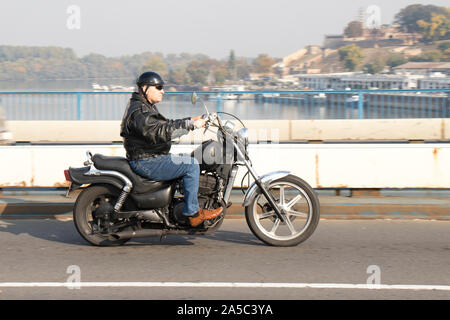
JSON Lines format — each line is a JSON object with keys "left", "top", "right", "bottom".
{"left": 130, "top": 92, "right": 155, "bottom": 112}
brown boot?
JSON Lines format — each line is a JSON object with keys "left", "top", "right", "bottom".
{"left": 189, "top": 207, "right": 223, "bottom": 227}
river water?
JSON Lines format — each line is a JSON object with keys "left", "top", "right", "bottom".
{"left": 0, "top": 80, "right": 448, "bottom": 120}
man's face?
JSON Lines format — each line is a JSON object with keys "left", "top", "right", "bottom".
{"left": 144, "top": 84, "right": 164, "bottom": 104}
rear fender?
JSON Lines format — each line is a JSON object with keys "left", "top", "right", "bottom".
{"left": 68, "top": 166, "right": 125, "bottom": 191}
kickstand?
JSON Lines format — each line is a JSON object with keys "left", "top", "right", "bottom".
{"left": 65, "top": 185, "right": 71, "bottom": 198}
{"left": 160, "top": 230, "right": 167, "bottom": 242}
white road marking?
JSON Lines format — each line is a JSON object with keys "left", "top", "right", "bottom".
{"left": 0, "top": 282, "right": 449, "bottom": 291}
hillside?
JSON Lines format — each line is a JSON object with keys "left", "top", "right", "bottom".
{"left": 287, "top": 42, "right": 446, "bottom": 74}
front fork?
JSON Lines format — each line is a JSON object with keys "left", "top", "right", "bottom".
{"left": 252, "top": 178, "right": 285, "bottom": 222}
{"left": 233, "top": 142, "right": 286, "bottom": 222}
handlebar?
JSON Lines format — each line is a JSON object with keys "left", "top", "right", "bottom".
{"left": 203, "top": 112, "right": 217, "bottom": 133}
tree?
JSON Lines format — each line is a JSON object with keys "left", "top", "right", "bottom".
{"left": 252, "top": 54, "right": 276, "bottom": 73}
{"left": 80, "top": 53, "right": 109, "bottom": 78}
{"left": 438, "top": 41, "right": 450, "bottom": 51}
{"left": 167, "top": 68, "right": 188, "bottom": 85}
{"left": 410, "top": 50, "right": 444, "bottom": 62}
{"left": 236, "top": 57, "right": 251, "bottom": 80}
{"left": 344, "top": 21, "right": 364, "bottom": 38}
{"left": 363, "top": 57, "right": 385, "bottom": 74}
{"left": 0, "top": 46, "right": 77, "bottom": 63}
{"left": 214, "top": 68, "right": 227, "bottom": 85}
{"left": 394, "top": 4, "right": 449, "bottom": 33}
{"left": 386, "top": 54, "right": 407, "bottom": 68}
{"left": 438, "top": 41, "right": 450, "bottom": 60}
{"left": 338, "top": 44, "right": 364, "bottom": 71}
{"left": 227, "top": 50, "right": 237, "bottom": 80}
{"left": 417, "top": 12, "right": 450, "bottom": 42}
{"left": 186, "top": 60, "right": 209, "bottom": 85}
{"left": 140, "top": 56, "right": 168, "bottom": 78}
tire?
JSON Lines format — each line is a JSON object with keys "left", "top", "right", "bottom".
{"left": 73, "top": 184, "right": 132, "bottom": 246}
{"left": 245, "top": 175, "right": 320, "bottom": 247}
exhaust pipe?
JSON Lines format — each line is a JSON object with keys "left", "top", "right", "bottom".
{"left": 110, "top": 229, "right": 163, "bottom": 240}
{"left": 110, "top": 228, "right": 203, "bottom": 240}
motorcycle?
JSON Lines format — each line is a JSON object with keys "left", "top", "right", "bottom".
{"left": 64, "top": 93, "right": 320, "bottom": 247}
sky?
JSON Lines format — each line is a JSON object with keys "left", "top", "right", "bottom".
{"left": 0, "top": 0, "right": 449, "bottom": 60}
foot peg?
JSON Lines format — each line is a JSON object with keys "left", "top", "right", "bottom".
{"left": 189, "top": 207, "right": 223, "bottom": 227}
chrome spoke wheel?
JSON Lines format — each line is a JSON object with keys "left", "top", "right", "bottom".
{"left": 253, "top": 181, "right": 312, "bottom": 241}
{"left": 245, "top": 175, "right": 320, "bottom": 246}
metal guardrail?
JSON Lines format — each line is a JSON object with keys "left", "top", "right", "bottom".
{"left": 0, "top": 89, "right": 449, "bottom": 120}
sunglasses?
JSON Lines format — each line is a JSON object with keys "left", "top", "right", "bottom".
{"left": 153, "top": 85, "right": 164, "bottom": 91}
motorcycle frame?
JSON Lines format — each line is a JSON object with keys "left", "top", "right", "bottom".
{"left": 194, "top": 94, "right": 286, "bottom": 222}
{"left": 71, "top": 115, "right": 287, "bottom": 223}
{"left": 215, "top": 117, "right": 287, "bottom": 222}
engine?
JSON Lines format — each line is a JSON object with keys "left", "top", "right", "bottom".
{"left": 198, "top": 173, "right": 220, "bottom": 196}
{"left": 173, "top": 172, "right": 225, "bottom": 224}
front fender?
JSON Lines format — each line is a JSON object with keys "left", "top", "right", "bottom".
{"left": 242, "top": 171, "right": 290, "bottom": 207}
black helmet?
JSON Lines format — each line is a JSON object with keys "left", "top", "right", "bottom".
{"left": 136, "top": 71, "right": 165, "bottom": 87}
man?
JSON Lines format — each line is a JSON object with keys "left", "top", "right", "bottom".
{"left": 120, "top": 71, "right": 223, "bottom": 227}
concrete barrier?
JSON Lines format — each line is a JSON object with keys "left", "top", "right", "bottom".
{"left": 2, "top": 119, "right": 450, "bottom": 189}
{"left": 0, "top": 107, "right": 12, "bottom": 144}
{"left": 290, "top": 119, "right": 450, "bottom": 141}
{"left": 8, "top": 121, "right": 122, "bottom": 143}
{"left": 6, "top": 119, "right": 450, "bottom": 143}
{"left": 0, "top": 143, "right": 449, "bottom": 189}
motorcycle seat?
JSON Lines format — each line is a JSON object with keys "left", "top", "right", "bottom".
{"left": 92, "top": 154, "right": 171, "bottom": 194}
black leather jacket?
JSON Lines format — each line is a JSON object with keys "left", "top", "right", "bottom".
{"left": 120, "top": 92, "right": 194, "bottom": 160}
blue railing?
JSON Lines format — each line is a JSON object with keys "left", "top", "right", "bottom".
{"left": 0, "top": 89, "right": 449, "bottom": 120}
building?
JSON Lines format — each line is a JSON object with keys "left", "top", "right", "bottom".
{"left": 296, "top": 73, "right": 354, "bottom": 90}
{"left": 323, "top": 24, "right": 421, "bottom": 50}
{"left": 394, "top": 62, "right": 450, "bottom": 76}
{"left": 296, "top": 73, "right": 421, "bottom": 90}
{"left": 333, "top": 74, "right": 421, "bottom": 90}
{"left": 323, "top": 35, "right": 346, "bottom": 50}
{"left": 296, "top": 73, "right": 350, "bottom": 90}
{"left": 418, "top": 76, "right": 450, "bottom": 89}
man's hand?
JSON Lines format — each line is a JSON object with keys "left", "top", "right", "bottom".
{"left": 194, "top": 119, "right": 206, "bottom": 129}
{"left": 191, "top": 114, "right": 207, "bottom": 129}
{"left": 191, "top": 114, "right": 204, "bottom": 121}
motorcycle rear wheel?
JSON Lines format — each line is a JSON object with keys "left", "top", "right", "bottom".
{"left": 245, "top": 175, "right": 320, "bottom": 247}
{"left": 73, "top": 184, "right": 132, "bottom": 246}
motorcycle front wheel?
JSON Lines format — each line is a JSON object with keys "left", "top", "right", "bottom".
{"left": 245, "top": 175, "right": 320, "bottom": 247}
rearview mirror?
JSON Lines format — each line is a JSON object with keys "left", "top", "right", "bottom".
{"left": 191, "top": 92, "right": 198, "bottom": 105}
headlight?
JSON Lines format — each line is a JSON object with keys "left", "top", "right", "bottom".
{"left": 235, "top": 128, "right": 249, "bottom": 161}
{"left": 224, "top": 120, "right": 235, "bottom": 132}
{"left": 218, "top": 121, "right": 236, "bottom": 143}
{"left": 237, "top": 128, "right": 249, "bottom": 146}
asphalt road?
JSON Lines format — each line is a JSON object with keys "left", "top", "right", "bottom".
{"left": 0, "top": 218, "right": 449, "bottom": 300}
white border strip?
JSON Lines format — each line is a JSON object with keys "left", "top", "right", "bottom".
{"left": 0, "top": 282, "right": 449, "bottom": 291}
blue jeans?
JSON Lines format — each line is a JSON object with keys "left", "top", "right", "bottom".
{"left": 129, "top": 154, "right": 200, "bottom": 216}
